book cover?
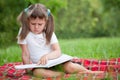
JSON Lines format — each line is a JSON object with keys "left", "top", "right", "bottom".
{"left": 15, "top": 54, "right": 73, "bottom": 69}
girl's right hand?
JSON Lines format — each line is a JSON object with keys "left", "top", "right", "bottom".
{"left": 37, "top": 55, "right": 48, "bottom": 65}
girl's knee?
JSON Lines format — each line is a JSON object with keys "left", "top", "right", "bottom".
{"left": 33, "top": 69, "right": 42, "bottom": 77}
{"left": 63, "top": 62, "right": 77, "bottom": 73}
{"left": 33, "top": 68, "right": 63, "bottom": 78}
{"left": 33, "top": 68, "right": 48, "bottom": 77}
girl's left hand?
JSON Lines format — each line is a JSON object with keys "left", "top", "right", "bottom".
{"left": 37, "top": 55, "right": 48, "bottom": 65}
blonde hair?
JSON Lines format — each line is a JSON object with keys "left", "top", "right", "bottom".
{"left": 17, "top": 3, "right": 54, "bottom": 44}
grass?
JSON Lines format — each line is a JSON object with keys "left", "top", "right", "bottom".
{"left": 0, "top": 37, "right": 120, "bottom": 65}
{"left": 0, "top": 45, "right": 21, "bottom": 65}
{"left": 60, "top": 37, "right": 120, "bottom": 59}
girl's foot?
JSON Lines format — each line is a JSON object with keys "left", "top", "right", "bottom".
{"left": 88, "top": 70, "right": 104, "bottom": 74}
{"left": 78, "top": 70, "right": 104, "bottom": 74}
{"left": 78, "top": 70, "right": 105, "bottom": 79}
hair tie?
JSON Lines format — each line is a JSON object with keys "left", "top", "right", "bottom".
{"left": 47, "top": 9, "right": 51, "bottom": 16}
{"left": 24, "top": 8, "right": 28, "bottom": 13}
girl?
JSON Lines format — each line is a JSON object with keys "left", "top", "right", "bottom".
{"left": 17, "top": 3, "right": 103, "bottom": 78}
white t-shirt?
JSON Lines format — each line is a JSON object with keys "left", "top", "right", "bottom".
{"left": 17, "top": 29, "right": 58, "bottom": 63}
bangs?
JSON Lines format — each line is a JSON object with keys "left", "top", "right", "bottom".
{"left": 30, "top": 8, "right": 47, "bottom": 19}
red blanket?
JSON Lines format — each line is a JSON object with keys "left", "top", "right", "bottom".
{"left": 0, "top": 58, "right": 120, "bottom": 80}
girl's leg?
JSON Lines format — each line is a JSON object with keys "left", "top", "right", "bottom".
{"left": 63, "top": 61, "right": 88, "bottom": 73}
{"left": 33, "top": 68, "right": 64, "bottom": 78}
{"left": 63, "top": 61, "right": 103, "bottom": 74}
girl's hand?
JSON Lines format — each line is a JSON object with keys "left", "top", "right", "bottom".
{"left": 37, "top": 55, "right": 48, "bottom": 65}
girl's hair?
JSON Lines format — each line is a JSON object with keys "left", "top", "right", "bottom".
{"left": 17, "top": 3, "right": 54, "bottom": 44}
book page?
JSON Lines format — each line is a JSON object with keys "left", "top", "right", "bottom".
{"left": 46, "top": 54, "right": 73, "bottom": 67}
{"left": 15, "top": 54, "right": 73, "bottom": 69}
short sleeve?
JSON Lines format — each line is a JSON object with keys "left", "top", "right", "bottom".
{"left": 50, "top": 32, "right": 58, "bottom": 44}
{"left": 17, "top": 28, "right": 27, "bottom": 44}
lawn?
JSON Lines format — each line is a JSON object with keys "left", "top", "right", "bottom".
{"left": 59, "top": 37, "right": 120, "bottom": 59}
{"left": 0, "top": 37, "right": 120, "bottom": 66}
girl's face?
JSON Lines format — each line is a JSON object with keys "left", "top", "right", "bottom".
{"left": 29, "top": 17, "right": 46, "bottom": 34}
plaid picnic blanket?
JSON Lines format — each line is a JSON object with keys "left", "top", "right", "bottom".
{"left": 0, "top": 58, "right": 120, "bottom": 80}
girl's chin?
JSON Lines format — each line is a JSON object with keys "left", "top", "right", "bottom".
{"left": 33, "top": 31, "right": 42, "bottom": 34}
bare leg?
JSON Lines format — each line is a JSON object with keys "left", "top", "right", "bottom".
{"left": 63, "top": 62, "right": 105, "bottom": 79}
{"left": 33, "top": 68, "right": 64, "bottom": 78}
{"left": 63, "top": 61, "right": 104, "bottom": 74}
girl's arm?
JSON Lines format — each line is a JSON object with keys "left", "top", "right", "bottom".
{"left": 37, "top": 43, "right": 61, "bottom": 65}
{"left": 19, "top": 44, "right": 30, "bottom": 64}
{"left": 47, "top": 43, "right": 61, "bottom": 59}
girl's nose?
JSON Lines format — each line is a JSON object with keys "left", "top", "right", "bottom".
{"left": 35, "top": 24, "right": 39, "bottom": 29}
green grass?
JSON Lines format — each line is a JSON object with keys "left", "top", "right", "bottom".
{"left": 60, "top": 37, "right": 120, "bottom": 59}
{"left": 0, "top": 37, "right": 120, "bottom": 65}
{"left": 0, "top": 45, "right": 22, "bottom": 65}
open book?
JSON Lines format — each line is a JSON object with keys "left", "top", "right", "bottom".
{"left": 15, "top": 54, "right": 73, "bottom": 69}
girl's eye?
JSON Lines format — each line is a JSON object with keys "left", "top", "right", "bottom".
{"left": 38, "top": 24, "right": 42, "bottom": 26}
{"left": 31, "top": 23, "right": 36, "bottom": 25}
{"left": 30, "top": 23, "right": 43, "bottom": 26}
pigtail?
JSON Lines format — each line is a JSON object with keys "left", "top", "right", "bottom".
{"left": 17, "top": 10, "right": 30, "bottom": 40}
{"left": 45, "top": 13, "right": 54, "bottom": 44}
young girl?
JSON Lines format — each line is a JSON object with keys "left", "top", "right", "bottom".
{"left": 17, "top": 3, "right": 103, "bottom": 78}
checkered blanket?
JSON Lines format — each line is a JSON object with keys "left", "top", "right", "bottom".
{"left": 0, "top": 58, "right": 120, "bottom": 80}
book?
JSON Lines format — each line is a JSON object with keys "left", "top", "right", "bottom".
{"left": 15, "top": 54, "right": 73, "bottom": 69}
